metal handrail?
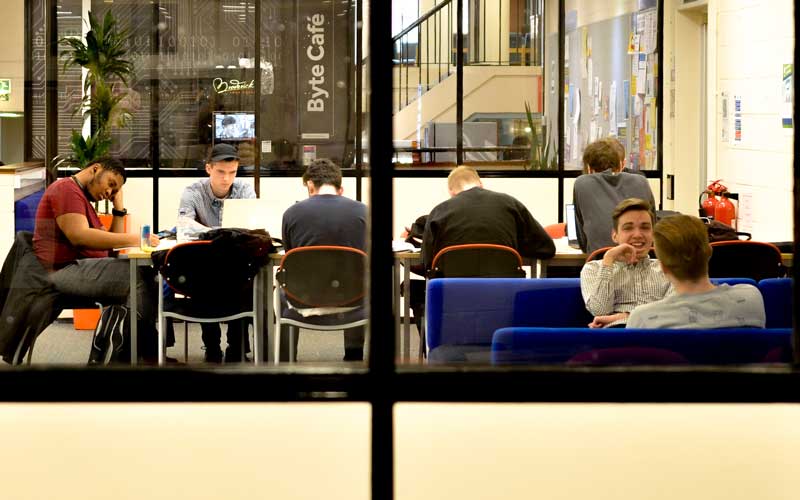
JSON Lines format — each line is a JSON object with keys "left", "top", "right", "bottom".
{"left": 392, "top": 0, "right": 453, "bottom": 44}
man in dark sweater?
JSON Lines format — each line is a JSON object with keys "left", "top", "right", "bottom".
{"left": 422, "top": 166, "right": 555, "bottom": 271}
{"left": 280, "top": 159, "right": 367, "bottom": 361}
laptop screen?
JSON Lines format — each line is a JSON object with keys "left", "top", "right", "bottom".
{"left": 565, "top": 204, "right": 578, "bottom": 245}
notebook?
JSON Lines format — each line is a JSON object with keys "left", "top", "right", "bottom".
{"left": 220, "top": 198, "right": 287, "bottom": 237}
{"left": 565, "top": 203, "right": 580, "bottom": 249}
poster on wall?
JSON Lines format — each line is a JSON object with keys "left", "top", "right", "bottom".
{"left": 782, "top": 64, "right": 793, "bottom": 132}
{"left": 0, "top": 79, "right": 9, "bottom": 102}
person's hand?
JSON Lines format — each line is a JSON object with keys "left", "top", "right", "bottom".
{"left": 602, "top": 243, "right": 638, "bottom": 266}
{"left": 112, "top": 187, "right": 124, "bottom": 211}
{"left": 148, "top": 234, "right": 160, "bottom": 248}
{"left": 400, "top": 226, "right": 411, "bottom": 239}
{"left": 588, "top": 312, "right": 629, "bottom": 328}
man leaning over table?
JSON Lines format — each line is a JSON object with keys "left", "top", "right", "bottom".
{"left": 177, "top": 142, "right": 255, "bottom": 363}
{"left": 580, "top": 198, "right": 672, "bottom": 328}
{"left": 33, "top": 156, "right": 161, "bottom": 362}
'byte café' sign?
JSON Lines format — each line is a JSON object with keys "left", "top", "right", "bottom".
{"left": 298, "top": 2, "right": 334, "bottom": 141}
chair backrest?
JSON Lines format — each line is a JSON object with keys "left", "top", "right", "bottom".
{"left": 491, "top": 327, "right": 792, "bottom": 365}
{"left": 429, "top": 243, "right": 525, "bottom": 279}
{"left": 426, "top": 278, "right": 591, "bottom": 352}
{"left": 544, "top": 223, "right": 566, "bottom": 239}
{"left": 708, "top": 241, "right": 785, "bottom": 281}
{"left": 159, "top": 241, "right": 257, "bottom": 301}
{"left": 758, "top": 278, "right": 792, "bottom": 328}
{"left": 277, "top": 246, "right": 367, "bottom": 308}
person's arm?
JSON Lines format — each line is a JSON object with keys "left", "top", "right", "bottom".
{"left": 516, "top": 203, "right": 556, "bottom": 259}
{"left": 240, "top": 182, "right": 257, "bottom": 199}
{"left": 625, "top": 308, "right": 644, "bottom": 328}
{"left": 580, "top": 260, "right": 617, "bottom": 316}
{"left": 57, "top": 213, "right": 140, "bottom": 249}
{"left": 421, "top": 215, "right": 438, "bottom": 272}
{"left": 109, "top": 188, "right": 126, "bottom": 234}
{"left": 574, "top": 187, "right": 588, "bottom": 252}
{"left": 178, "top": 187, "right": 212, "bottom": 233}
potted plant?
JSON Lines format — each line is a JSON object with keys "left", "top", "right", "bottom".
{"left": 524, "top": 101, "right": 557, "bottom": 170}
{"left": 53, "top": 10, "right": 134, "bottom": 180}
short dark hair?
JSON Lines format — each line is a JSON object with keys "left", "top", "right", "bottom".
{"left": 302, "top": 158, "right": 342, "bottom": 189}
{"left": 612, "top": 198, "right": 655, "bottom": 230}
{"left": 582, "top": 140, "right": 620, "bottom": 173}
{"left": 88, "top": 157, "right": 126, "bottom": 183}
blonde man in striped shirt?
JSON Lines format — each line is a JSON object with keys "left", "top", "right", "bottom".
{"left": 580, "top": 198, "right": 673, "bottom": 328}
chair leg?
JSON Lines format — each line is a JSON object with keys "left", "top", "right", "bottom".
{"left": 289, "top": 326, "right": 297, "bottom": 363}
{"left": 184, "top": 321, "right": 189, "bottom": 363}
{"left": 417, "top": 317, "right": 426, "bottom": 361}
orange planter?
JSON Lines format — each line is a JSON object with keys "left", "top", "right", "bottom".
{"left": 73, "top": 214, "right": 128, "bottom": 330}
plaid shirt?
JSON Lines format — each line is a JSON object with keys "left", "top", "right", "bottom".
{"left": 580, "top": 256, "right": 673, "bottom": 327}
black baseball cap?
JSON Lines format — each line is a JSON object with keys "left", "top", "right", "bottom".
{"left": 209, "top": 143, "right": 239, "bottom": 162}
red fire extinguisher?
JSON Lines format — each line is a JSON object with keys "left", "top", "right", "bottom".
{"left": 699, "top": 179, "right": 724, "bottom": 217}
{"left": 698, "top": 179, "right": 736, "bottom": 226}
{"left": 715, "top": 192, "right": 736, "bottom": 226}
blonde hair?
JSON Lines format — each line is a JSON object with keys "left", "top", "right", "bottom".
{"left": 447, "top": 166, "right": 481, "bottom": 193}
{"left": 654, "top": 214, "right": 712, "bottom": 281}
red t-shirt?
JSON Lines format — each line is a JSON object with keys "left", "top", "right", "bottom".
{"left": 33, "top": 177, "right": 108, "bottom": 270}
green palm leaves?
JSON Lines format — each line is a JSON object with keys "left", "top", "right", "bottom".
{"left": 55, "top": 11, "right": 133, "bottom": 169}
{"left": 524, "top": 101, "right": 557, "bottom": 170}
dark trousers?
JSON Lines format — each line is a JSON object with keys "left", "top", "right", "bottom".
{"left": 201, "top": 319, "right": 251, "bottom": 356}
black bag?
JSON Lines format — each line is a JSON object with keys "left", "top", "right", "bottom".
{"left": 703, "top": 218, "right": 751, "bottom": 242}
{"left": 88, "top": 304, "right": 128, "bottom": 365}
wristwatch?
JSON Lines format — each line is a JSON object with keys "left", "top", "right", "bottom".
{"left": 111, "top": 207, "right": 127, "bottom": 217}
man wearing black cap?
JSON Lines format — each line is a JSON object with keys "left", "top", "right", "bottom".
{"left": 177, "top": 143, "right": 256, "bottom": 363}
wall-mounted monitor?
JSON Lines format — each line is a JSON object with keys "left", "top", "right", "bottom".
{"left": 213, "top": 111, "right": 255, "bottom": 141}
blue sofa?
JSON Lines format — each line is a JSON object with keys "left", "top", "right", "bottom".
{"left": 491, "top": 327, "right": 792, "bottom": 365}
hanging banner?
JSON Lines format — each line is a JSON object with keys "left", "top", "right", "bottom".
{"left": 297, "top": 1, "right": 335, "bottom": 142}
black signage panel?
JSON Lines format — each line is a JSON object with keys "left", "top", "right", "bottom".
{"left": 297, "top": 0, "right": 335, "bottom": 142}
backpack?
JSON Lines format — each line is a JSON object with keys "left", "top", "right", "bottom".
{"left": 88, "top": 304, "right": 128, "bottom": 365}
{"left": 703, "top": 219, "right": 751, "bottom": 242}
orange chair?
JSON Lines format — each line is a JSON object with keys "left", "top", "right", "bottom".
{"left": 544, "top": 223, "right": 566, "bottom": 239}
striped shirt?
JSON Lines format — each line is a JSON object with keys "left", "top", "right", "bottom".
{"left": 178, "top": 178, "right": 256, "bottom": 232}
{"left": 580, "top": 256, "right": 673, "bottom": 327}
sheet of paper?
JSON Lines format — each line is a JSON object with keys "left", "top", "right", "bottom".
{"left": 609, "top": 81, "right": 617, "bottom": 135}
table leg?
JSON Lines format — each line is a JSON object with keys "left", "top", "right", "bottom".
{"left": 537, "top": 259, "right": 546, "bottom": 278}
{"left": 157, "top": 274, "right": 165, "bottom": 366}
{"left": 129, "top": 258, "right": 138, "bottom": 366}
{"left": 403, "top": 263, "right": 411, "bottom": 361}
{"left": 253, "top": 268, "right": 264, "bottom": 366}
{"left": 266, "top": 260, "right": 275, "bottom": 365}
{"left": 393, "top": 258, "right": 401, "bottom": 362}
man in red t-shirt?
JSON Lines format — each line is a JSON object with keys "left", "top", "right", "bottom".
{"left": 33, "top": 157, "right": 161, "bottom": 362}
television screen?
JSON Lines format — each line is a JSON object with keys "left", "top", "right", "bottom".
{"left": 213, "top": 112, "right": 255, "bottom": 141}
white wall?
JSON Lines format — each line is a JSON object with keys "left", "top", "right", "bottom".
{"left": 710, "top": 0, "right": 794, "bottom": 241}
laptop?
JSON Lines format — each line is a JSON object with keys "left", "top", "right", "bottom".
{"left": 565, "top": 203, "right": 580, "bottom": 249}
{"left": 220, "top": 198, "right": 287, "bottom": 237}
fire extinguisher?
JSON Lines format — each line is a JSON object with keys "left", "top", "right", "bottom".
{"left": 698, "top": 179, "right": 737, "bottom": 226}
{"left": 698, "top": 179, "right": 725, "bottom": 217}
{"left": 715, "top": 192, "right": 736, "bottom": 226}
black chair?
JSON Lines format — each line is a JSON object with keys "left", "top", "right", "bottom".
{"left": 708, "top": 241, "right": 786, "bottom": 282}
{"left": 156, "top": 240, "right": 265, "bottom": 365}
{"left": 428, "top": 243, "right": 526, "bottom": 279}
{"left": 1, "top": 231, "right": 114, "bottom": 365}
{"left": 274, "top": 246, "right": 368, "bottom": 363}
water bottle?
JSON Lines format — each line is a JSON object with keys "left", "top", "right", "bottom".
{"left": 177, "top": 208, "right": 189, "bottom": 244}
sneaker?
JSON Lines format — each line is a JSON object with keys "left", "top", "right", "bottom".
{"left": 224, "top": 347, "right": 251, "bottom": 363}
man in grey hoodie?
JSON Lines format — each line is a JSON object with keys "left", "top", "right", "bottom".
{"left": 573, "top": 139, "right": 655, "bottom": 253}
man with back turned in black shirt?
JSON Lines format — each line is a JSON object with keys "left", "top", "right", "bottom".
{"left": 422, "top": 166, "right": 556, "bottom": 270}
